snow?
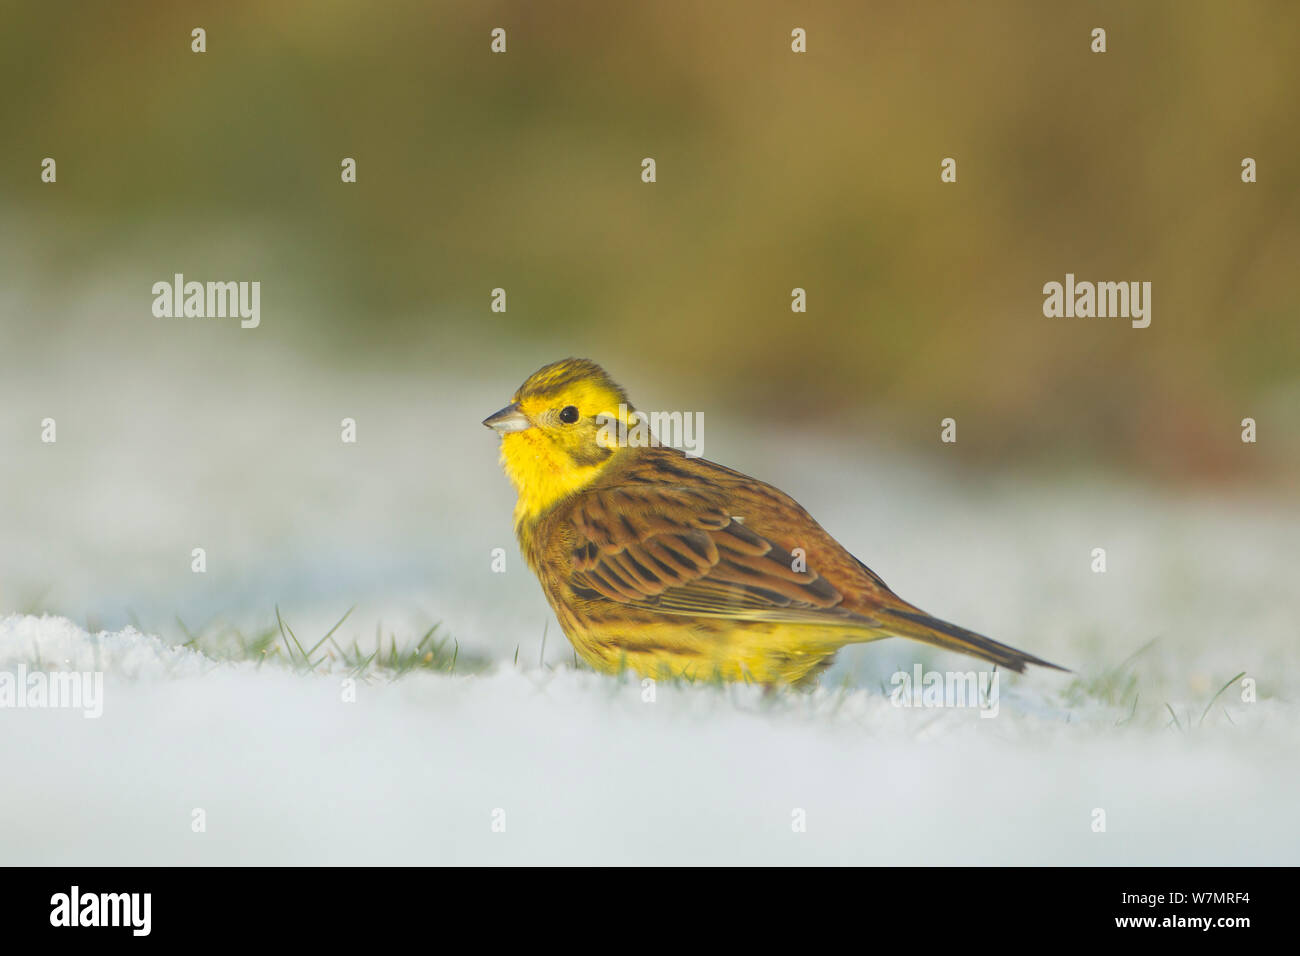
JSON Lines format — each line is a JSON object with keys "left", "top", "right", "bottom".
{"left": 1, "top": 610, "right": 1296, "bottom": 865}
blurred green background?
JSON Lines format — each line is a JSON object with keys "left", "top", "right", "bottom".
{"left": 2, "top": 0, "right": 1296, "bottom": 478}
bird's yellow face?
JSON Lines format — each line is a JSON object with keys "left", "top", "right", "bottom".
{"left": 483, "top": 358, "right": 636, "bottom": 524}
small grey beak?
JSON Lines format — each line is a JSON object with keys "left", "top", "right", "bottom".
{"left": 482, "top": 403, "right": 531, "bottom": 434}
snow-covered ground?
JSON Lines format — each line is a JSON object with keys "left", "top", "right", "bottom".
{"left": 1, "top": 611, "right": 1296, "bottom": 865}
{"left": 1, "top": 324, "right": 1296, "bottom": 864}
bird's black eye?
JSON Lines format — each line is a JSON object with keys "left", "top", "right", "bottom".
{"left": 558, "top": 405, "right": 580, "bottom": 424}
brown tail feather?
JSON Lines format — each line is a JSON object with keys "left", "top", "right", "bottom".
{"left": 880, "top": 607, "right": 1068, "bottom": 673}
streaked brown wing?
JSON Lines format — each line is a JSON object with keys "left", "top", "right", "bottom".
{"left": 566, "top": 484, "right": 880, "bottom": 628}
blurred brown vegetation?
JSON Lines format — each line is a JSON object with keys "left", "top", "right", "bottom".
{"left": 2, "top": 0, "right": 1296, "bottom": 478}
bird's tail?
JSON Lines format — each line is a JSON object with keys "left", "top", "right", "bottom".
{"left": 875, "top": 605, "right": 1068, "bottom": 674}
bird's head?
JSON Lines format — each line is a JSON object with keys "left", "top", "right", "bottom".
{"left": 483, "top": 358, "right": 636, "bottom": 521}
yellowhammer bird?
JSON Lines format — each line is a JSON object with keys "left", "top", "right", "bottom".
{"left": 484, "top": 358, "right": 1065, "bottom": 685}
